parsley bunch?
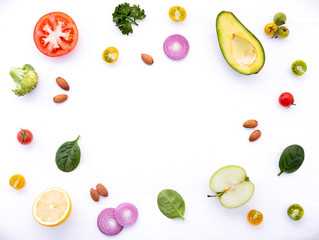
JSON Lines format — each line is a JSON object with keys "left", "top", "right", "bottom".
{"left": 112, "top": 3, "right": 146, "bottom": 35}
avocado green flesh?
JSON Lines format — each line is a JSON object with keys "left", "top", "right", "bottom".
{"left": 216, "top": 11, "right": 265, "bottom": 75}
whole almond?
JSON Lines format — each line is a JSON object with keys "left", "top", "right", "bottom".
{"left": 56, "top": 77, "right": 70, "bottom": 91}
{"left": 96, "top": 183, "right": 108, "bottom": 197}
{"left": 53, "top": 94, "right": 68, "bottom": 103}
{"left": 249, "top": 130, "right": 261, "bottom": 142}
{"left": 90, "top": 188, "right": 100, "bottom": 202}
{"left": 243, "top": 120, "right": 258, "bottom": 128}
{"left": 141, "top": 54, "right": 154, "bottom": 65}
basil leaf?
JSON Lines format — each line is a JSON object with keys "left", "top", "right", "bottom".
{"left": 157, "top": 189, "right": 185, "bottom": 220}
{"left": 56, "top": 135, "right": 81, "bottom": 172}
{"left": 278, "top": 144, "right": 304, "bottom": 176}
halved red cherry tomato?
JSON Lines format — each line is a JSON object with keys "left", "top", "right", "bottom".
{"left": 17, "top": 129, "right": 33, "bottom": 145}
{"left": 247, "top": 210, "right": 263, "bottom": 226}
{"left": 34, "top": 12, "right": 79, "bottom": 57}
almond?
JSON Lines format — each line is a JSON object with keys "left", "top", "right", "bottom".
{"left": 96, "top": 183, "right": 108, "bottom": 197}
{"left": 90, "top": 188, "right": 100, "bottom": 202}
{"left": 56, "top": 77, "right": 70, "bottom": 91}
{"left": 53, "top": 94, "right": 68, "bottom": 103}
{"left": 249, "top": 130, "right": 261, "bottom": 142}
{"left": 243, "top": 119, "right": 258, "bottom": 128}
{"left": 141, "top": 54, "right": 154, "bottom": 65}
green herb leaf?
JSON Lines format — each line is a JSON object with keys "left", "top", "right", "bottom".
{"left": 278, "top": 144, "right": 304, "bottom": 176}
{"left": 56, "top": 135, "right": 81, "bottom": 172}
{"left": 112, "top": 2, "right": 146, "bottom": 35}
{"left": 157, "top": 189, "right": 185, "bottom": 220}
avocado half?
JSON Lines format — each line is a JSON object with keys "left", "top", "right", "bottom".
{"left": 216, "top": 11, "right": 265, "bottom": 75}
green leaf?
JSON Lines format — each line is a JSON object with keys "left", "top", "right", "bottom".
{"left": 117, "top": 2, "right": 131, "bottom": 15}
{"left": 157, "top": 189, "right": 185, "bottom": 220}
{"left": 112, "top": 3, "right": 146, "bottom": 35}
{"left": 278, "top": 144, "right": 304, "bottom": 176}
{"left": 130, "top": 5, "right": 146, "bottom": 20}
{"left": 56, "top": 135, "right": 81, "bottom": 172}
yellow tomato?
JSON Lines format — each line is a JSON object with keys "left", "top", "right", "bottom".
{"left": 169, "top": 6, "right": 187, "bottom": 22}
{"left": 264, "top": 23, "right": 278, "bottom": 36}
{"left": 9, "top": 174, "right": 26, "bottom": 190}
{"left": 102, "top": 47, "right": 119, "bottom": 63}
{"left": 247, "top": 210, "right": 263, "bottom": 226}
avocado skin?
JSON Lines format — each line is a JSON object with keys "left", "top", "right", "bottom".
{"left": 216, "top": 11, "right": 265, "bottom": 75}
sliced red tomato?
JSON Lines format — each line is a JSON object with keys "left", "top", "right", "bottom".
{"left": 34, "top": 12, "right": 79, "bottom": 57}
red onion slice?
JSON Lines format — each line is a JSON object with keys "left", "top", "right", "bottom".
{"left": 163, "top": 34, "right": 189, "bottom": 60}
{"left": 114, "top": 202, "right": 138, "bottom": 227}
{"left": 97, "top": 208, "right": 123, "bottom": 236}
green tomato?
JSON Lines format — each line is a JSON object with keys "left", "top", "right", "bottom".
{"left": 274, "top": 12, "right": 286, "bottom": 26}
{"left": 277, "top": 26, "right": 289, "bottom": 38}
{"left": 287, "top": 204, "right": 304, "bottom": 221}
{"left": 291, "top": 60, "right": 307, "bottom": 76}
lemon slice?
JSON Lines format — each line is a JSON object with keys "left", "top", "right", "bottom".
{"left": 32, "top": 187, "right": 71, "bottom": 226}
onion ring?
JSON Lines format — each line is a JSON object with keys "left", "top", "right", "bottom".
{"left": 97, "top": 208, "right": 123, "bottom": 236}
{"left": 163, "top": 34, "right": 189, "bottom": 60}
{"left": 114, "top": 202, "right": 138, "bottom": 227}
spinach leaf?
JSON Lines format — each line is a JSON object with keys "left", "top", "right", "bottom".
{"left": 157, "top": 189, "right": 185, "bottom": 220}
{"left": 56, "top": 135, "right": 81, "bottom": 172}
{"left": 278, "top": 144, "right": 304, "bottom": 176}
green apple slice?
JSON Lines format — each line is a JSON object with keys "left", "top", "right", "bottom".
{"left": 208, "top": 165, "right": 254, "bottom": 208}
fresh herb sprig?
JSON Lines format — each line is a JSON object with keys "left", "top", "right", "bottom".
{"left": 112, "top": 2, "right": 146, "bottom": 35}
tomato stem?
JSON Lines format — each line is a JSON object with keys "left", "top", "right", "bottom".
{"left": 19, "top": 128, "right": 32, "bottom": 143}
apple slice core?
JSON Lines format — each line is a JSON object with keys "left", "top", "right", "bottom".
{"left": 209, "top": 165, "right": 255, "bottom": 208}
{"left": 220, "top": 181, "right": 254, "bottom": 208}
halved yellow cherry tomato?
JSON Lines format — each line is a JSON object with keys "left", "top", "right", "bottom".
{"left": 169, "top": 6, "right": 187, "bottom": 22}
{"left": 102, "top": 47, "right": 119, "bottom": 63}
{"left": 247, "top": 209, "right": 263, "bottom": 226}
{"left": 9, "top": 174, "right": 26, "bottom": 190}
{"left": 264, "top": 23, "right": 278, "bottom": 36}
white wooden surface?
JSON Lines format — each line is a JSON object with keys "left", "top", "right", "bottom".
{"left": 0, "top": 0, "right": 318, "bottom": 239}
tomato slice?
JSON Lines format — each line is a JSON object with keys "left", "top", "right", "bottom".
{"left": 9, "top": 174, "right": 26, "bottom": 190}
{"left": 102, "top": 47, "right": 119, "bottom": 63}
{"left": 287, "top": 204, "right": 304, "bottom": 221}
{"left": 34, "top": 12, "right": 79, "bottom": 57}
{"left": 169, "top": 6, "right": 187, "bottom": 22}
{"left": 247, "top": 210, "right": 263, "bottom": 226}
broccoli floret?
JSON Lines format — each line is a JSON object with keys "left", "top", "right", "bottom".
{"left": 9, "top": 64, "right": 38, "bottom": 96}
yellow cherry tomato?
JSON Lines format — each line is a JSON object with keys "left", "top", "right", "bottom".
{"left": 247, "top": 210, "right": 263, "bottom": 226}
{"left": 264, "top": 23, "right": 278, "bottom": 36}
{"left": 169, "top": 6, "right": 187, "bottom": 22}
{"left": 102, "top": 47, "right": 119, "bottom": 63}
{"left": 9, "top": 174, "right": 26, "bottom": 190}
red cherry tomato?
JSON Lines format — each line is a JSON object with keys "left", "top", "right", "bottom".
{"left": 33, "top": 12, "right": 79, "bottom": 57}
{"left": 279, "top": 92, "right": 295, "bottom": 107}
{"left": 17, "top": 129, "right": 33, "bottom": 145}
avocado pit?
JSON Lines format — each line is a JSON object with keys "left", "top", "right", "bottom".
{"left": 232, "top": 34, "right": 256, "bottom": 66}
